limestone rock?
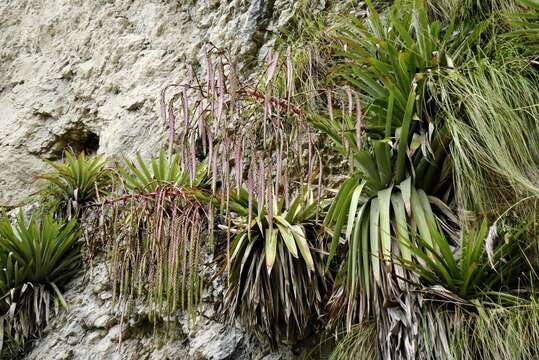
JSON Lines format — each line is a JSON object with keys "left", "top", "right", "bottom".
{"left": 23, "top": 259, "right": 288, "bottom": 360}
{"left": 0, "top": 0, "right": 303, "bottom": 207}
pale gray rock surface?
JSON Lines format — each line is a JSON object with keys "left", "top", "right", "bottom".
{"left": 0, "top": 0, "right": 306, "bottom": 207}
{"left": 24, "top": 260, "right": 286, "bottom": 360}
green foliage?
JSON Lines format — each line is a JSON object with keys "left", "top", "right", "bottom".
{"left": 2, "top": 0, "right": 535, "bottom": 355}
{"left": 449, "top": 299, "right": 539, "bottom": 359}
{"left": 0, "top": 211, "right": 80, "bottom": 353}
{"left": 310, "top": 0, "right": 464, "bottom": 152}
{"left": 313, "top": 4, "right": 458, "bottom": 348}
{"left": 304, "top": 0, "right": 539, "bottom": 356}
{"left": 521, "top": 0, "right": 539, "bottom": 9}
{"left": 440, "top": 62, "right": 539, "bottom": 215}
{"left": 325, "top": 172, "right": 456, "bottom": 329}
{"left": 224, "top": 188, "right": 329, "bottom": 342}
{"left": 120, "top": 148, "right": 209, "bottom": 194}
{"left": 504, "top": 1, "right": 539, "bottom": 56}
{"left": 402, "top": 219, "right": 531, "bottom": 300}
{"left": 329, "top": 323, "right": 379, "bottom": 360}
{"left": 38, "top": 151, "right": 110, "bottom": 218}
{"left": 426, "top": 0, "right": 521, "bottom": 23}
{"left": 0, "top": 212, "right": 80, "bottom": 287}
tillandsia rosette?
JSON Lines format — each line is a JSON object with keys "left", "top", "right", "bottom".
{"left": 222, "top": 186, "right": 330, "bottom": 343}
{"left": 0, "top": 210, "right": 80, "bottom": 352}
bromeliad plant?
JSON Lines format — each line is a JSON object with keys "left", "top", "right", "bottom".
{"left": 38, "top": 150, "right": 110, "bottom": 219}
{"left": 323, "top": 139, "right": 457, "bottom": 342}
{"left": 0, "top": 211, "right": 80, "bottom": 353}
{"left": 223, "top": 187, "right": 329, "bottom": 342}
{"left": 402, "top": 219, "right": 531, "bottom": 302}
{"left": 312, "top": 0, "right": 539, "bottom": 357}
{"left": 101, "top": 150, "right": 211, "bottom": 319}
{"left": 310, "top": 0, "right": 467, "bottom": 356}
{"left": 119, "top": 148, "right": 209, "bottom": 195}
{"left": 318, "top": 16, "right": 455, "bottom": 342}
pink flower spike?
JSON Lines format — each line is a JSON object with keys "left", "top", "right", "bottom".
{"left": 206, "top": 52, "right": 214, "bottom": 98}
{"left": 211, "top": 147, "right": 218, "bottom": 194}
{"left": 267, "top": 180, "right": 274, "bottom": 232}
{"left": 258, "top": 159, "right": 265, "bottom": 214}
{"left": 234, "top": 138, "right": 242, "bottom": 193}
{"left": 182, "top": 88, "right": 190, "bottom": 129}
{"left": 346, "top": 86, "right": 353, "bottom": 118}
{"left": 355, "top": 95, "right": 363, "bottom": 151}
{"left": 248, "top": 163, "right": 254, "bottom": 234}
{"left": 265, "top": 50, "right": 280, "bottom": 87}
{"left": 216, "top": 61, "right": 225, "bottom": 123}
{"left": 327, "top": 90, "right": 334, "bottom": 122}
{"left": 286, "top": 47, "right": 295, "bottom": 109}
{"left": 197, "top": 102, "right": 207, "bottom": 154}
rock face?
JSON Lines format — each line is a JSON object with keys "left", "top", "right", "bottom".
{"left": 0, "top": 0, "right": 312, "bottom": 207}
{"left": 25, "top": 260, "right": 289, "bottom": 360}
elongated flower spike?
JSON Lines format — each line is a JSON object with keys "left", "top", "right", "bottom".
{"left": 189, "top": 133, "right": 196, "bottom": 185}
{"left": 234, "top": 137, "right": 242, "bottom": 193}
{"left": 182, "top": 87, "right": 190, "bottom": 129}
{"left": 220, "top": 134, "right": 231, "bottom": 212}
{"left": 216, "top": 60, "right": 225, "bottom": 123}
{"left": 179, "top": 129, "right": 187, "bottom": 172}
{"left": 247, "top": 160, "right": 254, "bottom": 239}
{"left": 229, "top": 60, "right": 239, "bottom": 113}
{"left": 275, "top": 132, "right": 283, "bottom": 194}
{"left": 263, "top": 90, "right": 271, "bottom": 145}
{"left": 211, "top": 144, "right": 218, "bottom": 194}
{"left": 265, "top": 49, "right": 280, "bottom": 87}
{"left": 167, "top": 99, "right": 177, "bottom": 156}
{"left": 340, "top": 98, "right": 349, "bottom": 155}
{"left": 160, "top": 86, "right": 168, "bottom": 126}
{"left": 206, "top": 51, "right": 216, "bottom": 135}
{"left": 267, "top": 177, "right": 274, "bottom": 233}
{"left": 258, "top": 158, "right": 266, "bottom": 214}
{"left": 197, "top": 102, "right": 207, "bottom": 154}
{"left": 286, "top": 46, "right": 295, "bottom": 111}
{"left": 187, "top": 63, "right": 194, "bottom": 84}
{"left": 355, "top": 94, "right": 363, "bottom": 151}
{"left": 327, "top": 89, "right": 334, "bottom": 122}
{"left": 240, "top": 138, "right": 246, "bottom": 191}
{"left": 346, "top": 86, "right": 353, "bottom": 118}
{"left": 206, "top": 51, "right": 214, "bottom": 99}
{"left": 207, "top": 126, "right": 214, "bottom": 173}
{"left": 161, "top": 85, "right": 184, "bottom": 156}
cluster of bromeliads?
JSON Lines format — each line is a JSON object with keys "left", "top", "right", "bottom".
{"left": 1, "top": 1, "right": 538, "bottom": 359}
